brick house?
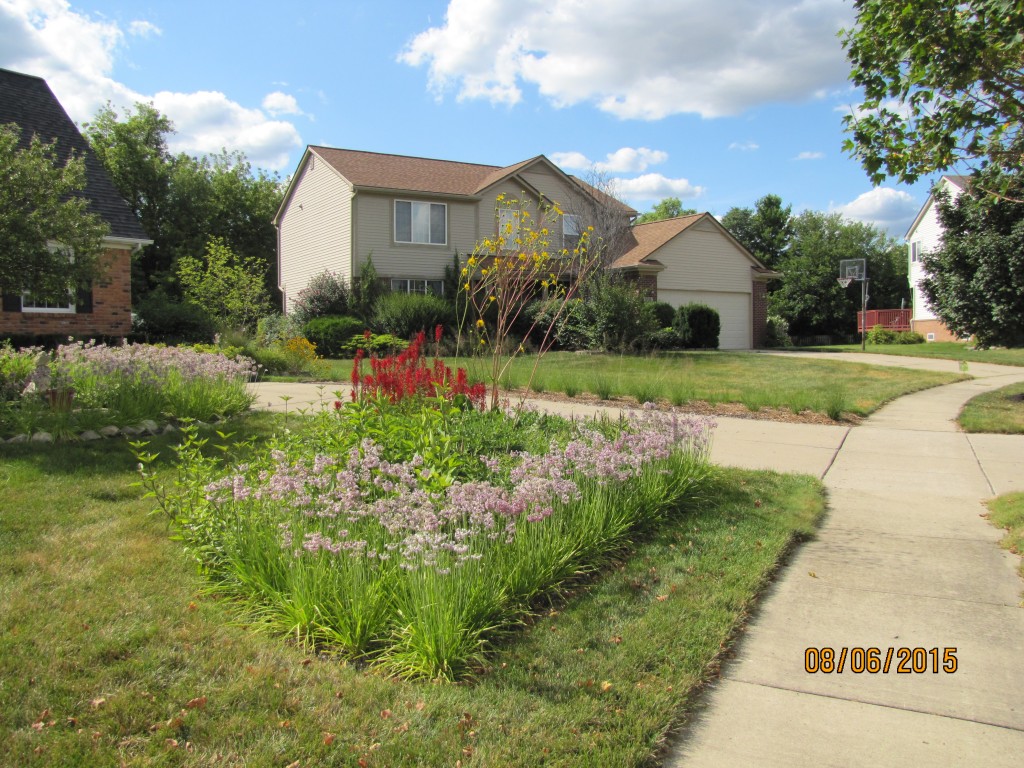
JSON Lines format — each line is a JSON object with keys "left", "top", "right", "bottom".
{"left": 0, "top": 68, "right": 150, "bottom": 339}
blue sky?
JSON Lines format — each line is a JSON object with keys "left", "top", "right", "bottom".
{"left": 1, "top": 0, "right": 933, "bottom": 236}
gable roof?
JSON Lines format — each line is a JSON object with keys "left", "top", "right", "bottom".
{"left": 612, "top": 213, "right": 779, "bottom": 277}
{"left": 904, "top": 174, "right": 970, "bottom": 241}
{"left": 287, "top": 146, "right": 636, "bottom": 216}
{"left": 0, "top": 68, "right": 149, "bottom": 242}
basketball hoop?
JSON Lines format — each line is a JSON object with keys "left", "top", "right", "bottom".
{"left": 837, "top": 277, "right": 853, "bottom": 288}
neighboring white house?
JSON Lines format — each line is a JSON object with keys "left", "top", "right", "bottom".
{"left": 904, "top": 175, "right": 967, "bottom": 342}
{"left": 275, "top": 146, "right": 777, "bottom": 349}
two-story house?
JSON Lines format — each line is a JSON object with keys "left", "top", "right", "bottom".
{"left": 275, "top": 146, "right": 776, "bottom": 349}
{"left": 0, "top": 68, "right": 150, "bottom": 339}
{"left": 904, "top": 175, "right": 967, "bottom": 342}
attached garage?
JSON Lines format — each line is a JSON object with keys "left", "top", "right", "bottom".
{"left": 611, "top": 214, "right": 776, "bottom": 349}
{"left": 657, "top": 289, "right": 751, "bottom": 350}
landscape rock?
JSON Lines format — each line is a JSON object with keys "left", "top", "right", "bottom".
{"left": 7, "top": 434, "right": 28, "bottom": 444}
{"left": 30, "top": 432, "right": 53, "bottom": 443}
{"left": 79, "top": 430, "right": 102, "bottom": 441}
{"left": 138, "top": 419, "right": 160, "bottom": 434}
{"left": 99, "top": 426, "right": 121, "bottom": 438}
{"left": 120, "top": 425, "right": 143, "bottom": 437}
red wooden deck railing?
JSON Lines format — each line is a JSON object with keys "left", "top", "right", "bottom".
{"left": 858, "top": 309, "right": 911, "bottom": 332}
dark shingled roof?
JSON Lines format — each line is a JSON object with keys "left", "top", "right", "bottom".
{"left": 0, "top": 67, "right": 149, "bottom": 241}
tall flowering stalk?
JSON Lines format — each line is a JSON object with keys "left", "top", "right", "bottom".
{"left": 350, "top": 328, "right": 486, "bottom": 409}
{"left": 460, "top": 195, "right": 601, "bottom": 410}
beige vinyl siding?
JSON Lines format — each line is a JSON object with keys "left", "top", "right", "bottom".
{"left": 478, "top": 172, "right": 573, "bottom": 248}
{"left": 354, "top": 192, "right": 474, "bottom": 280}
{"left": 278, "top": 154, "right": 353, "bottom": 314}
{"left": 650, "top": 219, "right": 755, "bottom": 349}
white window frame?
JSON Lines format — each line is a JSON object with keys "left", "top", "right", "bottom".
{"left": 390, "top": 278, "right": 444, "bottom": 297}
{"left": 22, "top": 244, "right": 76, "bottom": 313}
{"left": 563, "top": 214, "right": 581, "bottom": 250}
{"left": 910, "top": 241, "right": 923, "bottom": 263}
{"left": 394, "top": 200, "right": 447, "bottom": 245}
{"left": 498, "top": 207, "right": 521, "bottom": 243}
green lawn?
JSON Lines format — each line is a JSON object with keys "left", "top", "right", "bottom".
{"left": 959, "top": 382, "right": 1024, "bottom": 434}
{"left": 311, "top": 351, "right": 966, "bottom": 420}
{"left": 802, "top": 341, "right": 1024, "bottom": 368}
{"left": 0, "top": 412, "right": 825, "bottom": 767}
{"left": 986, "top": 493, "right": 1024, "bottom": 581}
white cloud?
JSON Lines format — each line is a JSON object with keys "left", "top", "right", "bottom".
{"left": 0, "top": 0, "right": 301, "bottom": 169}
{"left": 729, "top": 141, "right": 759, "bottom": 152}
{"left": 128, "top": 20, "right": 160, "bottom": 38}
{"left": 614, "top": 173, "right": 704, "bottom": 202}
{"left": 262, "top": 91, "right": 304, "bottom": 117}
{"left": 832, "top": 187, "right": 920, "bottom": 236}
{"left": 552, "top": 146, "right": 668, "bottom": 173}
{"left": 400, "top": 0, "right": 854, "bottom": 119}
{"left": 795, "top": 151, "right": 824, "bottom": 160}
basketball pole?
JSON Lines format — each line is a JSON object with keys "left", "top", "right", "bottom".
{"left": 860, "top": 278, "right": 868, "bottom": 351}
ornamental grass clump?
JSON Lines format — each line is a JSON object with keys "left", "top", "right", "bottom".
{"left": 137, "top": 401, "right": 714, "bottom": 680}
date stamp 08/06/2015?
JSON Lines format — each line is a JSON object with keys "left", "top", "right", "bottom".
{"left": 804, "top": 647, "right": 958, "bottom": 675}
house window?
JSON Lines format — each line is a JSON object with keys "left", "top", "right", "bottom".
{"left": 21, "top": 287, "right": 76, "bottom": 313}
{"left": 395, "top": 200, "right": 447, "bottom": 245}
{"left": 391, "top": 278, "right": 444, "bottom": 296}
{"left": 563, "top": 214, "right": 581, "bottom": 250}
{"left": 910, "top": 241, "right": 923, "bottom": 262}
{"left": 498, "top": 208, "right": 520, "bottom": 242}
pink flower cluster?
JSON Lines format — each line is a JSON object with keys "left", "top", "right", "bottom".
{"left": 55, "top": 339, "right": 258, "bottom": 384}
{"left": 203, "top": 408, "right": 714, "bottom": 573}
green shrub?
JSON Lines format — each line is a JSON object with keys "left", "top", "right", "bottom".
{"left": 765, "top": 314, "right": 793, "bottom": 348}
{"left": 649, "top": 327, "right": 683, "bottom": 349}
{"left": 256, "top": 313, "right": 301, "bottom": 347}
{"left": 555, "top": 277, "right": 658, "bottom": 352}
{"left": 339, "top": 332, "right": 409, "bottom": 357}
{"left": 677, "top": 304, "right": 720, "bottom": 349}
{"left": 372, "top": 292, "right": 450, "bottom": 340}
{"left": 673, "top": 306, "right": 691, "bottom": 348}
{"left": 895, "top": 330, "right": 926, "bottom": 344}
{"left": 134, "top": 288, "right": 216, "bottom": 343}
{"left": 292, "top": 271, "right": 352, "bottom": 325}
{"left": 0, "top": 341, "right": 42, "bottom": 401}
{"left": 867, "top": 324, "right": 897, "bottom": 344}
{"left": 303, "top": 315, "right": 366, "bottom": 357}
{"left": 649, "top": 301, "right": 676, "bottom": 329}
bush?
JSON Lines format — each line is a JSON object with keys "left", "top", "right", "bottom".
{"left": 372, "top": 292, "right": 450, "bottom": 340}
{"left": 256, "top": 313, "right": 301, "bottom": 347}
{"left": 765, "top": 314, "right": 793, "bottom": 348}
{"left": 134, "top": 288, "right": 216, "bottom": 343}
{"left": 339, "top": 333, "right": 409, "bottom": 358}
{"left": 350, "top": 258, "right": 387, "bottom": 321}
{"left": 302, "top": 316, "right": 366, "bottom": 358}
{"left": 292, "top": 271, "right": 352, "bottom": 325}
{"left": 868, "top": 324, "right": 926, "bottom": 345}
{"left": 649, "top": 301, "right": 676, "bottom": 329}
{"left": 649, "top": 327, "right": 683, "bottom": 350}
{"left": 676, "top": 304, "right": 720, "bottom": 349}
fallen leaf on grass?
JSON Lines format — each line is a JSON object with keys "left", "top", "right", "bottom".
{"left": 185, "top": 696, "right": 207, "bottom": 710}
{"left": 90, "top": 698, "right": 106, "bottom": 710}
{"left": 323, "top": 733, "right": 336, "bottom": 745}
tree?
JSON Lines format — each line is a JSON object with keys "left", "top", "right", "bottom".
{"left": 177, "top": 237, "right": 273, "bottom": 332}
{"left": 634, "top": 197, "right": 698, "bottom": 224}
{"left": 920, "top": 180, "right": 1024, "bottom": 347}
{"left": 0, "top": 123, "right": 109, "bottom": 296}
{"left": 841, "top": 0, "right": 1024, "bottom": 198}
{"left": 83, "top": 103, "right": 283, "bottom": 303}
{"left": 769, "top": 211, "right": 908, "bottom": 338}
{"left": 721, "top": 194, "right": 793, "bottom": 270}
{"left": 560, "top": 170, "right": 636, "bottom": 266}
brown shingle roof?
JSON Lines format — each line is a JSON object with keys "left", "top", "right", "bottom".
{"left": 610, "top": 214, "right": 705, "bottom": 268}
{"left": 310, "top": 146, "right": 512, "bottom": 197}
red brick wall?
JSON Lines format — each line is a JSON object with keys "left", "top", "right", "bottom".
{"left": 637, "top": 273, "right": 658, "bottom": 301}
{"left": 911, "top": 318, "right": 962, "bottom": 342}
{"left": 752, "top": 280, "right": 768, "bottom": 348}
{"left": 0, "top": 246, "right": 133, "bottom": 338}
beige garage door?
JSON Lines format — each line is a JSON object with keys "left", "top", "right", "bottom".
{"left": 659, "top": 290, "right": 751, "bottom": 350}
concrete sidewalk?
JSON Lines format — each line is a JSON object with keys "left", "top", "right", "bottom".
{"left": 667, "top": 365, "right": 1024, "bottom": 767}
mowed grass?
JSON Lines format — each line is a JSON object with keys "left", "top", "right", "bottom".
{"left": 985, "top": 493, "right": 1024, "bottom": 581}
{"left": 805, "top": 341, "right": 1024, "bottom": 368}
{"left": 314, "top": 351, "right": 965, "bottom": 419}
{"left": 959, "top": 382, "right": 1024, "bottom": 434}
{"left": 491, "top": 352, "right": 964, "bottom": 418}
{"left": 1, "top": 412, "right": 825, "bottom": 767}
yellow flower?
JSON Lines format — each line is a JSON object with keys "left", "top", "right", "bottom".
{"left": 463, "top": 283, "right": 470, "bottom": 290}
{"left": 476, "top": 319, "right": 485, "bottom": 328}
{"left": 467, "top": 256, "right": 477, "bottom": 266}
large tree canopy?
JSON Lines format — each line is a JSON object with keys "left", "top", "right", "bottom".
{"left": 841, "top": 0, "right": 1024, "bottom": 196}
{"left": 0, "top": 123, "right": 109, "bottom": 296}
{"left": 921, "top": 180, "right": 1024, "bottom": 347}
{"left": 83, "top": 103, "right": 283, "bottom": 302}
{"left": 721, "top": 194, "right": 793, "bottom": 270}
{"left": 769, "top": 210, "right": 909, "bottom": 339}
